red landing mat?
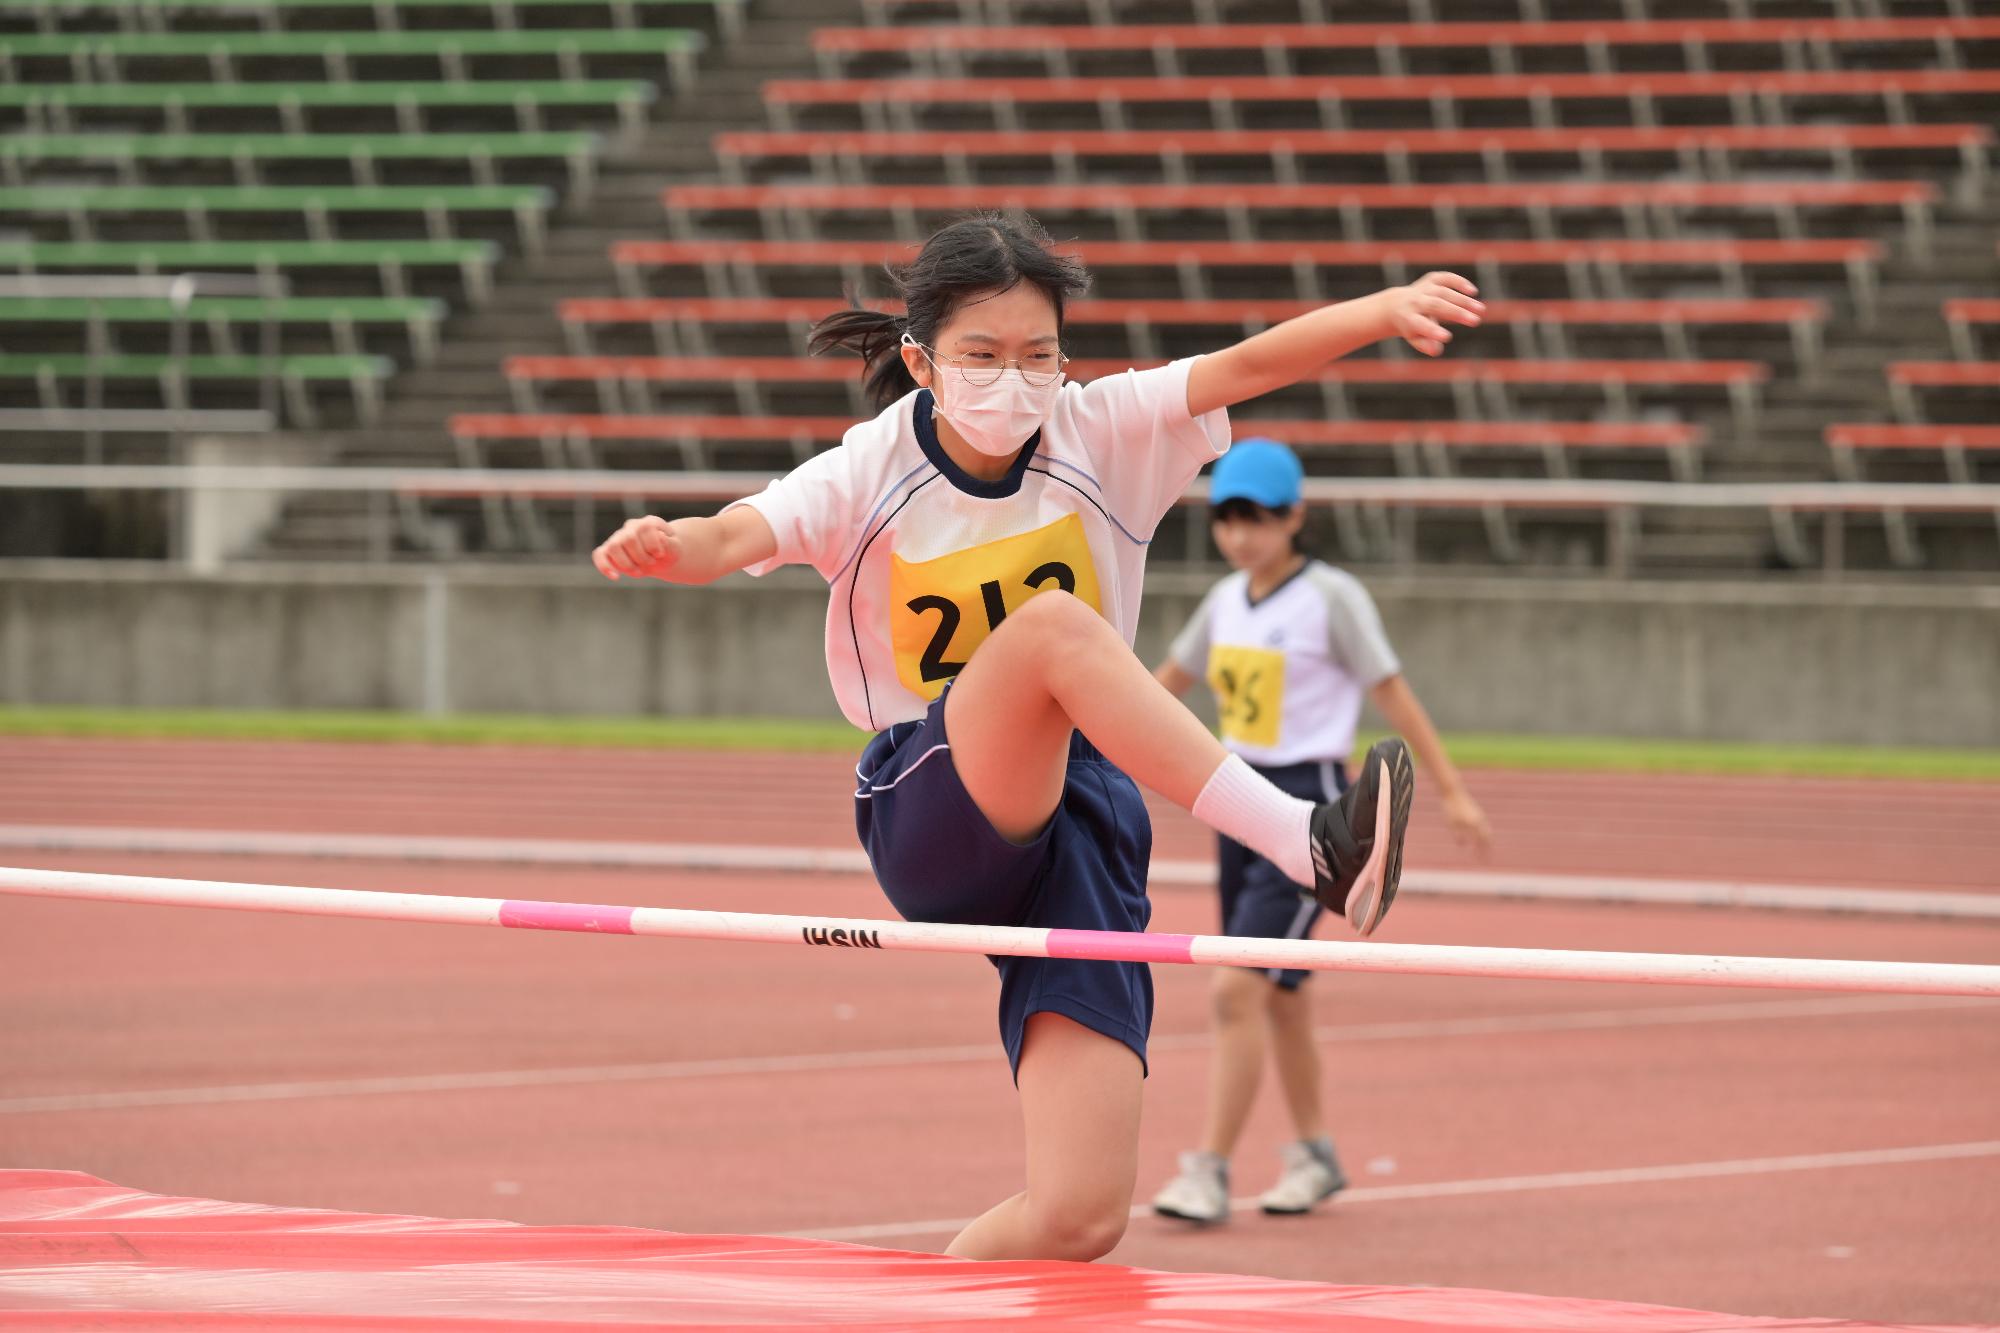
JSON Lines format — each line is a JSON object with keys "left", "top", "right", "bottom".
{"left": 0, "top": 1171, "right": 1970, "bottom": 1331}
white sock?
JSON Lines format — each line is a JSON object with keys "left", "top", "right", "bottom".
{"left": 1191, "top": 754, "right": 1317, "bottom": 888}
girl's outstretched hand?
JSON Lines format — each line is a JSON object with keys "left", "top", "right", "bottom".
{"left": 1386, "top": 272, "right": 1484, "bottom": 357}
{"left": 593, "top": 515, "right": 681, "bottom": 581}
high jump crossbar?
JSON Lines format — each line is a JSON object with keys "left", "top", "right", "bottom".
{"left": 3, "top": 867, "right": 1995, "bottom": 998}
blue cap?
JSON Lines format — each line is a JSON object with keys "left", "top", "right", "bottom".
{"left": 1209, "top": 438, "right": 1303, "bottom": 509}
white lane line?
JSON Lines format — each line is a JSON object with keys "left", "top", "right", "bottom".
{"left": 2, "top": 994, "right": 1982, "bottom": 1117}
{"left": 0, "top": 824, "right": 875, "bottom": 875}
{"left": 0, "top": 1043, "right": 992, "bottom": 1117}
{"left": 3, "top": 823, "right": 1993, "bottom": 918}
{"left": 787, "top": 1140, "right": 2000, "bottom": 1243}
{"left": 1402, "top": 867, "right": 2000, "bottom": 920}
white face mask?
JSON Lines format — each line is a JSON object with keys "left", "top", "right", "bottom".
{"left": 905, "top": 332, "right": 1063, "bottom": 458}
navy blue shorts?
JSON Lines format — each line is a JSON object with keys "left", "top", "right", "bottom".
{"left": 1217, "top": 758, "right": 1347, "bottom": 992}
{"left": 854, "top": 686, "right": 1154, "bottom": 1079}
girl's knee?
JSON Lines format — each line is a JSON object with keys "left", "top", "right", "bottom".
{"left": 1210, "top": 967, "right": 1271, "bottom": 1025}
{"left": 1028, "top": 1195, "right": 1129, "bottom": 1262}
{"left": 1267, "top": 982, "right": 1312, "bottom": 1027}
{"left": 993, "top": 588, "right": 1110, "bottom": 654}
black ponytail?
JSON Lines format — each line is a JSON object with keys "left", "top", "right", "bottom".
{"left": 807, "top": 212, "right": 1091, "bottom": 411}
{"left": 805, "top": 306, "right": 908, "bottom": 408}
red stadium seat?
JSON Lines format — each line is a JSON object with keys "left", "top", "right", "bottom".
{"left": 661, "top": 179, "right": 1937, "bottom": 250}
{"left": 419, "top": 7, "right": 1995, "bottom": 572}
{"left": 556, "top": 296, "right": 849, "bottom": 356}
{"left": 503, "top": 354, "right": 1767, "bottom": 431}
{"left": 1944, "top": 300, "right": 2000, "bottom": 361}
{"left": 449, "top": 410, "right": 1706, "bottom": 478}
{"left": 501, "top": 354, "right": 857, "bottom": 414}
{"left": 713, "top": 123, "right": 1993, "bottom": 192}
{"left": 1270, "top": 418, "right": 1707, "bottom": 480}
{"left": 607, "top": 237, "right": 1879, "bottom": 315}
{"left": 558, "top": 294, "right": 1824, "bottom": 370}
{"left": 449, "top": 411, "right": 855, "bottom": 468}
{"left": 812, "top": 17, "right": 2000, "bottom": 81}
{"left": 825, "top": 15, "right": 2000, "bottom": 80}
{"left": 1825, "top": 423, "right": 2000, "bottom": 484}
{"left": 1087, "top": 297, "right": 1819, "bottom": 370}
{"left": 848, "top": 0, "right": 2000, "bottom": 65}
{"left": 762, "top": 69, "right": 2000, "bottom": 135}
{"left": 1888, "top": 362, "right": 2000, "bottom": 423}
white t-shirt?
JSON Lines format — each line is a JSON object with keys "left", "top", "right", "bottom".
{"left": 730, "top": 357, "right": 1231, "bottom": 732}
{"left": 1168, "top": 561, "right": 1402, "bottom": 768}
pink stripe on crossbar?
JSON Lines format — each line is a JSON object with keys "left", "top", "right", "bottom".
{"left": 498, "top": 900, "right": 636, "bottom": 934}
{"left": 1046, "top": 929, "right": 1195, "bottom": 965}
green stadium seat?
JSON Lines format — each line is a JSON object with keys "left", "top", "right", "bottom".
{"left": 0, "top": 79, "right": 659, "bottom": 136}
{"left": 0, "top": 238, "right": 500, "bottom": 303}
{"left": 0, "top": 0, "right": 746, "bottom": 42}
{"left": 0, "top": 132, "right": 601, "bottom": 198}
{"left": 0, "top": 183, "right": 555, "bottom": 254}
{"left": 0, "top": 351, "right": 390, "bottom": 426}
{"left": 0, "top": 0, "right": 716, "bottom": 497}
{"left": 0, "top": 27, "right": 705, "bottom": 87}
{"left": 0, "top": 295, "right": 447, "bottom": 364}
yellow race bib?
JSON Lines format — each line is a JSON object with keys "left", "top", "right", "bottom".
{"left": 1207, "top": 643, "right": 1285, "bottom": 749}
{"left": 889, "top": 513, "right": 1103, "bottom": 700}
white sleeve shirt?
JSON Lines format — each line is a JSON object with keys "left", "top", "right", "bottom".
{"left": 1169, "top": 561, "right": 1402, "bottom": 767}
{"left": 728, "top": 357, "right": 1231, "bottom": 732}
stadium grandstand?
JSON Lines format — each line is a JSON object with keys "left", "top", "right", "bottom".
{"left": 0, "top": 0, "right": 1995, "bottom": 576}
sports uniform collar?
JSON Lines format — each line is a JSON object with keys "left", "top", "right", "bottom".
{"left": 913, "top": 388, "right": 1042, "bottom": 499}
{"left": 1245, "top": 557, "right": 1315, "bottom": 609}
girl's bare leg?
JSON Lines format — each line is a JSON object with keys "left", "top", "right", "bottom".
{"left": 1267, "top": 983, "right": 1326, "bottom": 1142}
{"left": 945, "top": 1013, "right": 1142, "bottom": 1262}
{"left": 944, "top": 591, "right": 1229, "bottom": 843}
{"left": 1198, "top": 968, "right": 1271, "bottom": 1159}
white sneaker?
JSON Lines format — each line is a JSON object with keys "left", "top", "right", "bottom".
{"left": 1151, "top": 1151, "right": 1229, "bottom": 1224}
{"left": 1258, "top": 1138, "right": 1347, "bottom": 1215}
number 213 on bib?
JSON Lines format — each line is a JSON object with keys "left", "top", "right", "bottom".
{"left": 889, "top": 514, "right": 1104, "bottom": 700}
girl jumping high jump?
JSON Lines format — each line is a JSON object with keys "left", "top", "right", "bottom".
{"left": 591, "top": 214, "right": 1483, "bottom": 1263}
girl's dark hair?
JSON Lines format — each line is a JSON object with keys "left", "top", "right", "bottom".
{"left": 1210, "top": 497, "right": 1309, "bottom": 554}
{"left": 807, "top": 212, "right": 1091, "bottom": 411}
{"left": 1209, "top": 498, "right": 1291, "bottom": 525}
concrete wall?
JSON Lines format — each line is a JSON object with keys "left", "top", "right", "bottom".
{"left": 1, "top": 561, "right": 1994, "bottom": 746}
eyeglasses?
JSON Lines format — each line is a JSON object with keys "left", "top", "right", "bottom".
{"left": 913, "top": 341, "right": 1069, "bottom": 389}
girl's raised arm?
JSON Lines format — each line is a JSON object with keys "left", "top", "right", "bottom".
{"left": 592, "top": 507, "right": 778, "bottom": 586}
{"left": 1185, "top": 272, "right": 1484, "bottom": 419}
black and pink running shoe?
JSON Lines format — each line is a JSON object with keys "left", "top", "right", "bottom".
{"left": 1307, "top": 737, "right": 1414, "bottom": 937}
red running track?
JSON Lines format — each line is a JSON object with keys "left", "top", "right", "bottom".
{"left": 1, "top": 739, "right": 1998, "bottom": 1324}
{"left": 4, "top": 736, "right": 2000, "bottom": 889}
